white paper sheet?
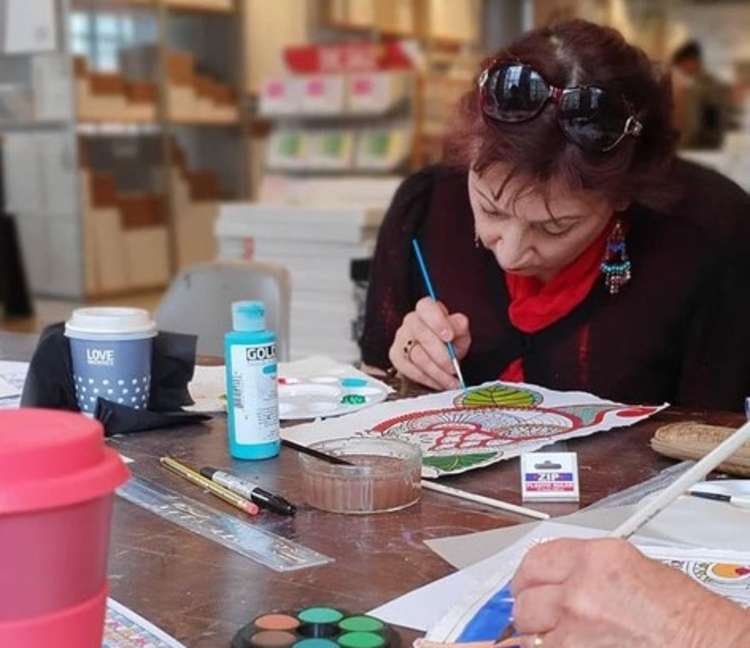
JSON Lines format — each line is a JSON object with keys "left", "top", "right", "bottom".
{"left": 0, "top": 376, "right": 18, "bottom": 399}
{"left": 2, "top": 0, "right": 57, "bottom": 53}
{"left": 369, "top": 523, "right": 605, "bottom": 632}
{"left": 426, "top": 493, "right": 750, "bottom": 570}
{"left": 0, "top": 360, "right": 28, "bottom": 409}
{"left": 184, "top": 365, "right": 226, "bottom": 412}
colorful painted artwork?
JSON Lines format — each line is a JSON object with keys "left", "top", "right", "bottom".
{"left": 642, "top": 547, "right": 750, "bottom": 609}
{"left": 423, "top": 541, "right": 750, "bottom": 644}
{"left": 103, "top": 599, "right": 185, "bottom": 648}
{"left": 282, "top": 381, "right": 666, "bottom": 477}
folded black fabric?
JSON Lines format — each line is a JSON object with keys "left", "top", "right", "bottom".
{"left": 94, "top": 399, "right": 209, "bottom": 436}
{"left": 21, "top": 323, "right": 210, "bottom": 435}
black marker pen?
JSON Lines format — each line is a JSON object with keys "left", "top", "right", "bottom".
{"left": 200, "top": 467, "right": 296, "bottom": 516}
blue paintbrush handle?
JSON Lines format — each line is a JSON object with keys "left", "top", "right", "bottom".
{"left": 411, "top": 238, "right": 466, "bottom": 389}
{"left": 412, "top": 238, "right": 438, "bottom": 300}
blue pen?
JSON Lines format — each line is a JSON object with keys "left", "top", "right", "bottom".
{"left": 412, "top": 238, "right": 467, "bottom": 391}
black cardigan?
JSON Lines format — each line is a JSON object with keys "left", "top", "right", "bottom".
{"left": 360, "top": 161, "right": 750, "bottom": 411}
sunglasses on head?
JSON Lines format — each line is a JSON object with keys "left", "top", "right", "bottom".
{"left": 478, "top": 61, "right": 643, "bottom": 153}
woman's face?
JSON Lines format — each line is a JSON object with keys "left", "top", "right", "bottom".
{"left": 469, "top": 165, "right": 616, "bottom": 282}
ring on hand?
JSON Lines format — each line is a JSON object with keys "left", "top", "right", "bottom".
{"left": 403, "top": 338, "right": 417, "bottom": 361}
{"left": 532, "top": 635, "right": 544, "bottom": 647}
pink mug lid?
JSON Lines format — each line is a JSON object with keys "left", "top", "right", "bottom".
{"left": 0, "top": 409, "right": 130, "bottom": 515}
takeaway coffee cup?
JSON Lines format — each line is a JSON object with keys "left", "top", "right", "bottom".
{"left": 65, "top": 307, "right": 157, "bottom": 414}
{"left": 0, "top": 409, "right": 130, "bottom": 647}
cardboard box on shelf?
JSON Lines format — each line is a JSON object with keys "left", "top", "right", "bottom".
{"left": 300, "top": 74, "right": 346, "bottom": 115}
{"left": 79, "top": 166, "right": 171, "bottom": 294}
{"left": 164, "top": 0, "right": 233, "bottom": 11}
{"left": 76, "top": 58, "right": 157, "bottom": 122}
{"left": 348, "top": 71, "right": 411, "bottom": 114}
{"left": 259, "top": 77, "right": 304, "bottom": 116}
{"left": 266, "top": 130, "right": 308, "bottom": 170}
{"left": 306, "top": 130, "right": 355, "bottom": 170}
{"left": 164, "top": 51, "right": 195, "bottom": 86}
{"left": 355, "top": 125, "right": 412, "bottom": 170}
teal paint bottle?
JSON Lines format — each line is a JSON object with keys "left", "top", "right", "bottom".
{"left": 224, "top": 301, "right": 280, "bottom": 460}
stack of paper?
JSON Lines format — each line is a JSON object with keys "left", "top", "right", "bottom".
{"left": 0, "top": 361, "right": 28, "bottom": 409}
{"left": 215, "top": 195, "right": 391, "bottom": 362}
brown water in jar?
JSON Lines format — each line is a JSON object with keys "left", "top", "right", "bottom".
{"left": 301, "top": 453, "right": 421, "bottom": 514}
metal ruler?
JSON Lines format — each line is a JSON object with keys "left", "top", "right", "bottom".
{"left": 117, "top": 476, "right": 333, "bottom": 572}
{"left": 583, "top": 461, "right": 695, "bottom": 511}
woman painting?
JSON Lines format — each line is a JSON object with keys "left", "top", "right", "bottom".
{"left": 360, "top": 19, "right": 750, "bottom": 411}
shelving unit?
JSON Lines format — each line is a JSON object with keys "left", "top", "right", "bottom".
{"left": 164, "top": 0, "right": 234, "bottom": 13}
{"left": 0, "top": 0, "right": 249, "bottom": 299}
{"left": 320, "top": 0, "right": 483, "bottom": 169}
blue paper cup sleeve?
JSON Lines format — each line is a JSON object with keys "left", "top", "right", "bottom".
{"left": 68, "top": 337, "right": 153, "bottom": 414}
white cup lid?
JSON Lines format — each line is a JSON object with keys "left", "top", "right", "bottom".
{"left": 65, "top": 307, "right": 157, "bottom": 338}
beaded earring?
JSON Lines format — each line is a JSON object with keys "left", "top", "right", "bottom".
{"left": 601, "top": 220, "right": 631, "bottom": 295}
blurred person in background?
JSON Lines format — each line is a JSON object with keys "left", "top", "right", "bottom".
{"left": 672, "top": 40, "right": 733, "bottom": 149}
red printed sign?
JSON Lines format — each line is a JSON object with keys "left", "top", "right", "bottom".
{"left": 284, "top": 41, "right": 414, "bottom": 74}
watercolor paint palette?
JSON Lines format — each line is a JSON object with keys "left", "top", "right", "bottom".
{"left": 278, "top": 376, "right": 388, "bottom": 421}
{"left": 232, "top": 607, "right": 398, "bottom": 648}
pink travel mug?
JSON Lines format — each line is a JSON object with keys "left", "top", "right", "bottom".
{"left": 0, "top": 409, "right": 130, "bottom": 648}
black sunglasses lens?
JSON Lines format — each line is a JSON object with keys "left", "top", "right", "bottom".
{"left": 558, "top": 87, "right": 628, "bottom": 151}
{"left": 483, "top": 64, "right": 549, "bottom": 122}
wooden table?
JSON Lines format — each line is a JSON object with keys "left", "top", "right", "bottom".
{"left": 2, "top": 332, "right": 744, "bottom": 647}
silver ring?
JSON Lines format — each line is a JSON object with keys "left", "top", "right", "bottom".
{"left": 532, "top": 635, "right": 544, "bottom": 647}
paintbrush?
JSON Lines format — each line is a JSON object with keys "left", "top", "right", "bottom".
{"left": 414, "top": 641, "right": 496, "bottom": 648}
{"left": 689, "top": 489, "right": 750, "bottom": 509}
{"left": 411, "top": 238, "right": 467, "bottom": 391}
{"left": 281, "top": 438, "right": 354, "bottom": 465}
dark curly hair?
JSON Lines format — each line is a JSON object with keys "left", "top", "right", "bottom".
{"left": 446, "top": 19, "right": 680, "bottom": 212}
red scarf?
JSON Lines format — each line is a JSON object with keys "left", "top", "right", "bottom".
{"left": 500, "top": 222, "right": 612, "bottom": 382}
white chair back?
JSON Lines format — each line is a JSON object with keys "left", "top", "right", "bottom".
{"left": 155, "top": 261, "right": 291, "bottom": 360}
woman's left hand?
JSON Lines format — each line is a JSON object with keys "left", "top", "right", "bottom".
{"left": 496, "top": 538, "right": 750, "bottom": 648}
